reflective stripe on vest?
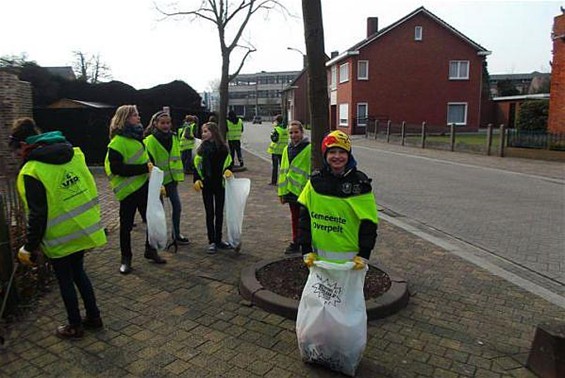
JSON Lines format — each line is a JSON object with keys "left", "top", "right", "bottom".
{"left": 105, "top": 135, "right": 149, "bottom": 201}
{"left": 278, "top": 144, "right": 311, "bottom": 197}
{"left": 226, "top": 119, "right": 243, "bottom": 141}
{"left": 144, "top": 134, "right": 184, "bottom": 185}
{"left": 314, "top": 248, "right": 358, "bottom": 262}
{"left": 18, "top": 147, "right": 107, "bottom": 258}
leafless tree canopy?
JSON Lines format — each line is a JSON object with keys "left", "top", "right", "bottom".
{"left": 72, "top": 51, "right": 112, "bottom": 84}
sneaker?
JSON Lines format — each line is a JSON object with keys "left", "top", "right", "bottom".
{"left": 175, "top": 235, "right": 190, "bottom": 245}
{"left": 284, "top": 243, "right": 300, "bottom": 254}
{"left": 119, "top": 264, "right": 132, "bottom": 274}
{"left": 56, "top": 324, "right": 84, "bottom": 339}
{"left": 207, "top": 243, "right": 217, "bottom": 254}
{"left": 217, "top": 241, "right": 233, "bottom": 250}
{"left": 144, "top": 247, "right": 167, "bottom": 264}
{"left": 82, "top": 317, "right": 103, "bottom": 330}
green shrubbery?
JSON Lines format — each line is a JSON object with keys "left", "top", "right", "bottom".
{"left": 516, "top": 100, "right": 549, "bottom": 131}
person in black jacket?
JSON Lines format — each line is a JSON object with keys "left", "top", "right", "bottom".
{"left": 192, "top": 122, "right": 234, "bottom": 254}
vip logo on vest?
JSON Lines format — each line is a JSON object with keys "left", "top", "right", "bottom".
{"left": 312, "top": 275, "right": 342, "bottom": 306}
{"left": 60, "top": 170, "right": 84, "bottom": 198}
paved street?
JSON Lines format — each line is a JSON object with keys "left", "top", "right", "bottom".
{"left": 244, "top": 123, "right": 565, "bottom": 301}
{"left": 0, "top": 138, "right": 563, "bottom": 377}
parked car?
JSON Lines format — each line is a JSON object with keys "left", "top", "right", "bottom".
{"left": 252, "top": 116, "right": 262, "bottom": 124}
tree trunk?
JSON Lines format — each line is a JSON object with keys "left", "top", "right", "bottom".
{"left": 302, "top": 0, "right": 329, "bottom": 170}
{"left": 218, "top": 51, "right": 230, "bottom": 139}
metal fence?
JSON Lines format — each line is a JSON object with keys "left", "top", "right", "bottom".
{"left": 506, "top": 130, "right": 565, "bottom": 151}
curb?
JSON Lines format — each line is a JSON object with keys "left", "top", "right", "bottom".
{"left": 239, "top": 257, "right": 410, "bottom": 320}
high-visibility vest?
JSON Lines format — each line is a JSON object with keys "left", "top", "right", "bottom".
{"left": 104, "top": 135, "right": 149, "bottom": 201}
{"left": 17, "top": 147, "right": 107, "bottom": 259}
{"left": 226, "top": 119, "right": 243, "bottom": 141}
{"left": 144, "top": 134, "right": 184, "bottom": 185}
{"left": 298, "top": 180, "right": 378, "bottom": 263}
{"left": 267, "top": 125, "right": 288, "bottom": 155}
{"left": 179, "top": 122, "right": 196, "bottom": 151}
{"left": 278, "top": 144, "right": 311, "bottom": 197}
{"left": 193, "top": 151, "right": 232, "bottom": 186}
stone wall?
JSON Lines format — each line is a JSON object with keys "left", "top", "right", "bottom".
{"left": 548, "top": 12, "right": 565, "bottom": 134}
{"left": 0, "top": 71, "right": 33, "bottom": 176}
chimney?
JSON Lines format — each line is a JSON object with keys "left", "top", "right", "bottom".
{"left": 367, "top": 17, "right": 378, "bottom": 37}
{"left": 331, "top": 51, "right": 339, "bottom": 58}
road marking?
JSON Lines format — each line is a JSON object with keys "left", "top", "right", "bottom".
{"left": 354, "top": 144, "right": 565, "bottom": 184}
{"left": 380, "top": 212, "right": 565, "bottom": 309}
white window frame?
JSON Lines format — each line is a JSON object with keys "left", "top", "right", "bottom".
{"left": 357, "top": 60, "right": 369, "bottom": 80}
{"left": 330, "top": 65, "right": 337, "bottom": 90}
{"left": 339, "top": 103, "right": 349, "bottom": 126}
{"left": 449, "top": 60, "right": 469, "bottom": 80}
{"left": 447, "top": 102, "right": 468, "bottom": 125}
{"left": 339, "top": 63, "right": 349, "bottom": 83}
{"left": 415, "top": 26, "right": 423, "bottom": 41}
{"left": 357, "top": 103, "right": 368, "bottom": 126}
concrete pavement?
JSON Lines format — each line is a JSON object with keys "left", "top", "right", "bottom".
{"left": 0, "top": 150, "right": 563, "bottom": 377}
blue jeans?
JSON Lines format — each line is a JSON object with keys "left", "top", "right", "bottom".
{"left": 51, "top": 251, "right": 100, "bottom": 326}
{"left": 165, "top": 182, "right": 182, "bottom": 239}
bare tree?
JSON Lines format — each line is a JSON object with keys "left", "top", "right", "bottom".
{"left": 302, "top": 0, "right": 329, "bottom": 169}
{"left": 72, "top": 51, "right": 112, "bottom": 84}
{"left": 157, "top": 0, "right": 290, "bottom": 136}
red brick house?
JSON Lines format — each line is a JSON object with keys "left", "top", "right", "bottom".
{"left": 327, "top": 7, "right": 491, "bottom": 134}
{"left": 548, "top": 10, "right": 565, "bottom": 133}
{"left": 282, "top": 68, "right": 309, "bottom": 126}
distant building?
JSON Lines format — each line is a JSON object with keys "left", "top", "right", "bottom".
{"left": 489, "top": 72, "right": 551, "bottom": 97}
{"left": 45, "top": 66, "right": 76, "bottom": 81}
{"left": 228, "top": 70, "right": 300, "bottom": 120}
{"left": 548, "top": 10, "right": 565, "bottom": 133}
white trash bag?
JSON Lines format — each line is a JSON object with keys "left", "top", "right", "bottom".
{"left": 296, "top": 260, "right": 368, "bottom": 376}
{"left": 224, "top": 177, "right": 250, "bottom": 252}
{"left": 146, "top": 166, "right": 168, "bottom": 251}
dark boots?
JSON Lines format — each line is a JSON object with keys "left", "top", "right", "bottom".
{"left": 144, "top": 246, "right": 167, "bottom": 264}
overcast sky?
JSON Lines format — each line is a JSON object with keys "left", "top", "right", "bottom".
{"left": 0, "top": 0, "right": 560, "bottom": 92}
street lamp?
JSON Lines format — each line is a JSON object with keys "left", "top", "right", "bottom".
{"left": 287, "top": 47, "right": 307, "bottom": 69}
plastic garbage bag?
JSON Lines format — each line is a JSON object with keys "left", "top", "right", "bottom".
{"left": 146, "top": 166, "right": 168, "bottom": 251}
{"left": 296, "top": 260, "right": 368, "bottom": 376}
{"left": 224, "top": 177, "right": 250, "bottom": 251}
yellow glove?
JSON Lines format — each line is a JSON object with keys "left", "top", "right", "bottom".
{"left": 18, "top": 246, "right": 36, "bottom": 267}
{"left": 160, "top": 186, "right": 167, "bottom": 197}
{"left": 223, "top": 169, "right": 233, "bottom": 179}
{"left": 353, "top": 256, "right": 368, "bottom": 270}
{"left": 193, "top": 180, "right": 204, "bottom": 192}
{"left": 147, "top": 162, "right": 154, "bottom": 175}
{"left": 303, "top": 253, "right": 317, "bottom": 268}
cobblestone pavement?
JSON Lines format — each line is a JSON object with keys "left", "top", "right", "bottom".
{"left": 1, "top": 152, "right": 563, "bottom": 377}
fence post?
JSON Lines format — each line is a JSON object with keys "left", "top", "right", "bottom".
{"left": 486, "top": 123, "right": 493, "bottom": 156}
{"left": 499, "top": 124, "right": 506, "bottom": 157}
{"left": 450, "top": 123, "right": 456, "bottom": 152}
{"left": 374, "top": 120, "right": 378, "bottom": 140}
{"left": 421, "top": 121, "right": 426, "bottom": 149}
{"left": 386, "top": 120, "right": 391, "bottom": 143}
{"left": 401, "top": 121, "right": 406, "bottom": 146}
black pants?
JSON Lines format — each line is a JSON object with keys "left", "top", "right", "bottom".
{"left": 228, "top": 140, "right": 243, "bottom": 166}
{"left": 202, "top": 183, "right": 225, "bottom": 244}
{"left": 119, "top": 182, "right": 149, "bottom": 263}
{"left": 51, "top": 251, "right": 100, "bottom": 326}
{"left": 271, "top": 154, "right": 282, "bottom": 185}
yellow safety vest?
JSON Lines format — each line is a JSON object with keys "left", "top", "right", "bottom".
{"left": 298, "top": 180, "right": 378, "bottom": 263}
{"left": 226, "top": 119, "right": 243, "bottom": 141}
{"left": 193, "top": 152, "right": 232, "bottom": 187}
{"left": 104, "top": 135, "right": 149, "bottom": 201}
{"left": 278, "top": 144, "right": 311, "bottom": 197}
{"left": 267, "top": 125, "right": 289, "bottom": 155}
{"left": 179, "top": 122, "right": 196, "bottom": 151}
{"left": 17, "top": 148, "right": 107, "bottom": 259}
{"left": 143, "top": 134, "right": 184, "bottom": 185}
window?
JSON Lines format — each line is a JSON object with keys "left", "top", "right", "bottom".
{"left": 357, "top": 61, "right": 368, "bottom": 80}
{"left": 357, "top": 103, "right": 368, "bottom": 126}
{"left": 447, "top": 103, "right": 468, "bottom": 125}
{"left": 415, "top": 26, "right": 423, "bottom": 41}
{"left": 449, "top": 61, "right": 469, "bottom": 80}
{"left": 339, "top": 103, "right": 349, "bottom": 126}
{"left": 331, "top": 66, "right": 337, "bottom": 90}
{"left": 339, "top": 63, "right": 349, "bottom": 83}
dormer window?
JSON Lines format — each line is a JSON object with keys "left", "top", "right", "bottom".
{"left": 415, "top": 26, "right": 423, "bottom": 41}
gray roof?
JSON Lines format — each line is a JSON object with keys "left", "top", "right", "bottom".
{"left": 490, "top": 72, "right": 551, "bottom": 81}
{"left": 45, "top": 66, "right": 76, "bottom": 80}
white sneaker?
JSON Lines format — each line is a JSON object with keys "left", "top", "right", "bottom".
{"left": 207, "top": 243, "right": 217, "bottom": 254}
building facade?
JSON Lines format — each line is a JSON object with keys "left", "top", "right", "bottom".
{"left": 549, "top": 10, "right": 565, "bottom": 133}
{"left": 228, "top": 71, "right": 300, "bottom": 120}
{"left": 326, "top": 7, "right": 490, "bottom": 135}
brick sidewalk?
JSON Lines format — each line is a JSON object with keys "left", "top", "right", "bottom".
{"left": 1, "top": 152, "right": 562, "bottom": 377}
